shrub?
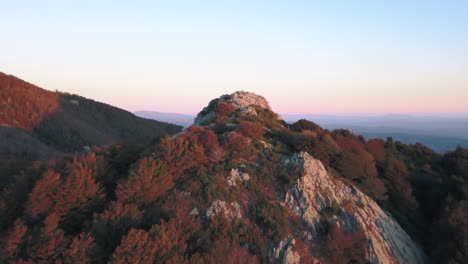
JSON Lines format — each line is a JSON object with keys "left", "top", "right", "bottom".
{"left": 321, "top": 225, "right": 367, "bottom": 264}
{"left": 277, "top": 163, "right": 302, "bottom": 186}
{"left": 186, "top": 126, "right": 219, "bottom": 149}
{"left": 224, "top": 133, "right": 250, "bottom": 152}
{"left": 216, "top": 102, "right": 236, "bottom": 116}
{"left": 290, "top": 119, "right": 322, "bottom": 133}
{"left": 237, "top": 121, "right": 265, "bottom": 140}
{"left": 366, "top": 139, "right": 386, "bottom": 164}
{"left": 250, "top": 200, "right": 288, "bottom": 242}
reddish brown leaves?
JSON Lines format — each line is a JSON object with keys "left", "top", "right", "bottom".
{"left": 26, "top": 169, "right": 62, "bottom": 218}
{"left": 224, "top": 132, "right": 250, "bottom": 152}
{"left": 0, "top": 72, "right": 61, "bottom": 130}
{"left": 109, "top": 228, "right": 157, "bottom": 264}
{"left": 110, "top": 205, "right": 202, "bottom": 264}
{"left": 55, "top": 154, "right": 103, "bottom": 216}
{"left": 186, "top": 126, "right": 220, "bottom": 150}
{"left": 322, "top": 225, "right": 367, "bottom": 264}
{"left": 30, "top": 213, "right": 68, "bottom": 264}
{"left": 116, "top": 157, "right": 174, "bottom": 205}
{"left": 4, "top": 219, "right": 28, "bottom": 260}
{"left": 26, "top": 153, "right": 103, "bottom": 219}
{"left": 98, "top": 201, "right": 144, "bottom": 222}
{"left": 64, "top": 233, "right": 95, "bottom": 264}
{"left": 366, "top": 139, "right": 386, "bottom": 164}
{"left": 237, "top": 121, "right": 265, "bottom": 140}
{"left": 216, "top": 102, "right": 236, "bottom": 115}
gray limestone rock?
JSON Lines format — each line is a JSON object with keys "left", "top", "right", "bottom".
{"left": 283, "top": 152, "right": 427, "bottom": 264}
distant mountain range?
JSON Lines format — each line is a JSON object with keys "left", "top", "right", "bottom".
{"left": 134, "top": 111, "right": 195, "bottom": 127}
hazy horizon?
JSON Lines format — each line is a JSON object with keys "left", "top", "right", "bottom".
{"left": 133, "top": 109, "right": 468, "bottom": 118}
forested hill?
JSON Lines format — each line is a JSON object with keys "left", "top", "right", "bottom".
{"left": 0, "top": 72, "right": 182, "bottom": 162}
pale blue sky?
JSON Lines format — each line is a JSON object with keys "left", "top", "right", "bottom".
{"left": 1, "top": 0, "right": 467, "bottom": 114}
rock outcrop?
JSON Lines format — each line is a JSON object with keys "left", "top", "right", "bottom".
{"left": 229, "top": 91, "right": 272, "bottom": 111}
{"left": 283, "top": 152, "right": 427, "bottom": 264}
{"left": 206, "top": 200, "right": 242, "bottom": 221}
{"left": 190, "top": 207, "right": 199, "bottom": 216}
{"left": 194, "top": 91, "right": 279, "bottom": 126}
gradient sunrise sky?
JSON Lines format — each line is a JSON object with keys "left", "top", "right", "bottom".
{"left": 1, "top": 0, "right": 467, "bottom": 115}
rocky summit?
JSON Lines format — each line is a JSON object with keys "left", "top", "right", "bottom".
{"left": 194, "top": 91, "right": 279, "bottom": 126}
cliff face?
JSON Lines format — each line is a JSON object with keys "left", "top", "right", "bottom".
{"left": 283, "top": 152, "right": 426, "bottom": 264}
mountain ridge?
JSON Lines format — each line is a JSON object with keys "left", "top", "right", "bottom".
{"left": 0, "top": 89, "right": 466, "bottom": 263}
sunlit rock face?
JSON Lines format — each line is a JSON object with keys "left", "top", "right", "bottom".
{"left": 283, "top": 152, "right": 427, "bottom": 264}
{"left": 229, "top": 91, "right": 272, "bottom": 111}
{"left": 194, "top": 91, "right": 278, "bottom": 126}
{"left": 269, "top": 237, "right": 301, "bottom": 264}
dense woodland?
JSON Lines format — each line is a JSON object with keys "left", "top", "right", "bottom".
{"left": 0, "top": 97, "right": 466, "bottom": 263}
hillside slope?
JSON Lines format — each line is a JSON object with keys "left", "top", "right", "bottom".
{"left": 0, "top": 73, "right": 182, "bottom": 162}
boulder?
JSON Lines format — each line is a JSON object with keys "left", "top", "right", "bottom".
{"left": 226, "top": 168, "right": 251, "bottom": 187}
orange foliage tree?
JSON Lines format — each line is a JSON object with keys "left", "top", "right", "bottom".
{"left": 155, "top": 135, "right": 209, "bottom": 175}
{"left": 29, "top": 213, "right": 68, "bottom": 264}
{"left": 92, "top": 201, "right": 144, "bottom": 263}
{"left": 149, "top": 211, "right": 201, "bottom": 264}
{"left": 27, "top": 153, "right": 104, "bottom": 219}
{"left": 109, "top": 204, "right": 202, "bottom": 264}
{"left": 26, "top": 169, "right": 62, "bottom": 218}
{"left": 64, "top": 233, "right": 95, "bottom": 264}
{"left": 54, "top": 153, "right": 103, "bottom": 216}
{"left": 2, "top": 219, "right": 28, "bottom": 261}
{"left": 109, "top": 228, "right": 157, "bottom": 264}
{"left": 116, "top": 157, "right": 174, "bottom": 206}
